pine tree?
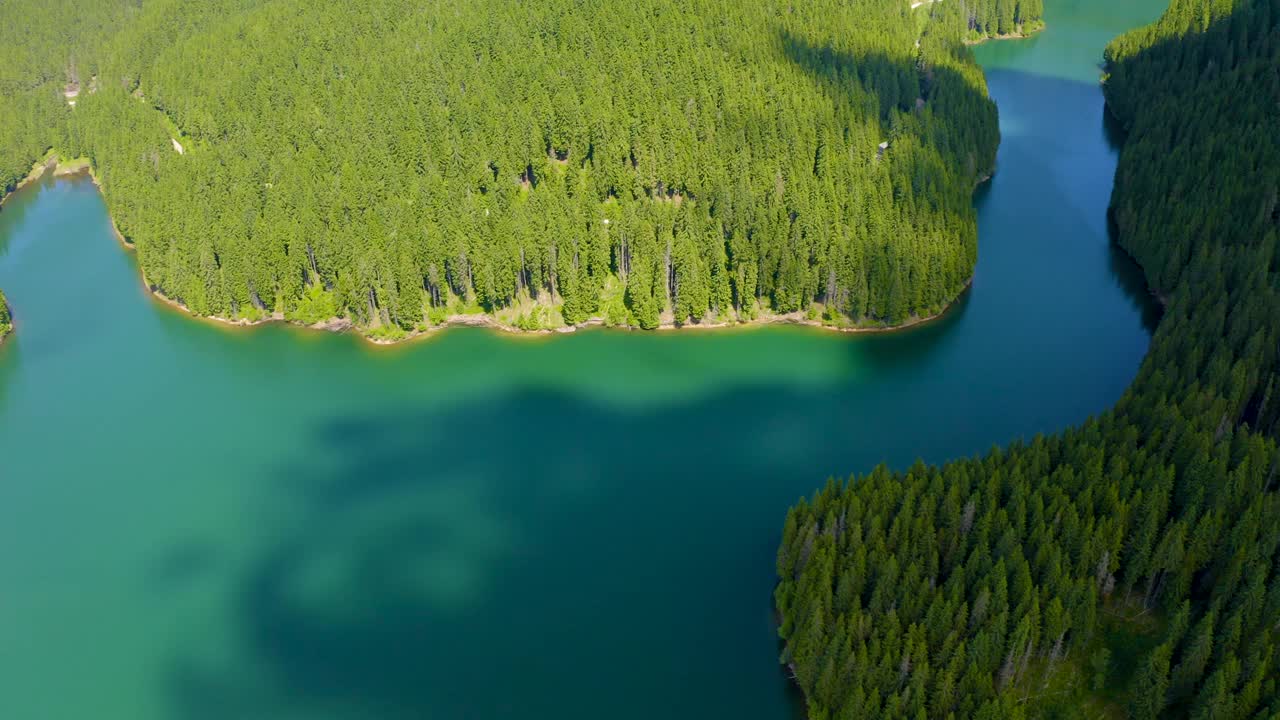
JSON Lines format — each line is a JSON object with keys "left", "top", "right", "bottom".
{"left": 1170, "top": 611, "right": 1216, "bottom": 703}
{"left": 1129, "top": 644, "right": 1173, "bottom": 720}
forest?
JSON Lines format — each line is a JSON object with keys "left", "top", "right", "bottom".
{"left": 964, "top": 0, "right": 1046, "bottom": 41}
{"left": 0, "top": 1, "right": 116, "bottom": 194}
{"left": 0, "top": 0, "right": 1021, "bottom": 336}
{"left": 775, "top": 0, "right": 1280, "bottom": 717}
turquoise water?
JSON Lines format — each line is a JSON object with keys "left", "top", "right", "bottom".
{"left": 0, "top": 0, "right": 1165, "bottom": 717}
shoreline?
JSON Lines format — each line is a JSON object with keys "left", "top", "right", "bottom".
{"left": 965, "top": 24, "right": 1046, "bottom": 46}
{"left": 139, "top": 273, "right": 973, "bottom": 348}
{"left": 0, "top": 285, "right": 11, "bottom": 344}
{"left": 1, "top": 151, "right": 91, "bottom": 208}
{"left": 0, "top": 302, "right": 10, "bottom": 345}
{"left": 39, "top": 163, "right": 974, "bottom": 347}
{"left": 1, "top": 154, "right": 54, "bottom": 209}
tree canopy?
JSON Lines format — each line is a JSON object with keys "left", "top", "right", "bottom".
{"left": 0, "top": 0, "right": 1004, "bottom": 334}
{"left": 776, "top": 1, "right": 1280, "bottom": 717}
{"left": 965, "top": 0, "right": 1046, "bottom": 41}
{"left": 0, "top": 1, "right": 124, "bottom": 194}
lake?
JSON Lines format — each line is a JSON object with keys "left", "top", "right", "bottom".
{"left": 0, "top": 0, "right": 1165, "bottom": 717}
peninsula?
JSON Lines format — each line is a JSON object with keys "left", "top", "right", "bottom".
{"left": 0, "top": 0, "right": 1038, "bottom": 342}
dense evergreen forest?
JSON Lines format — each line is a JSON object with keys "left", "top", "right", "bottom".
{"left": 775, "top": 0, "right": 1280, "bottom": 717}
{"left": 965, "top": 0, "right": 1046, "bottom": 42}
{"left": 0, "top": 0, "right": 1007, "bottom": 335}
{"left": 0, "top": 1, "right": 121, "bottom": 193}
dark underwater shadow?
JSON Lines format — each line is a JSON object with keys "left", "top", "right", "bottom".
{"left": 163, "top": 380, "right": 902, "bottom": 720}
{"left": 855, "top": 287, "right": 973, "bottom": 376}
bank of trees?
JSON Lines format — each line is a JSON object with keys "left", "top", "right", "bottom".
{"left": 0, "top": 0, "right": 1004, "bottom": 332}
{"left": 964, "top": 0, "right": 1046, "bottom": 41}
{"left": 0, "top": 89, "right": 61, "bottom": 195}
{"left": 0, "top": 289, "right": 10, "bottom": 339}
{"left": 776, "top": 1, "right": 1280, "bottom": 717}
{"left": 0, "top": 1, "right": 131, "bottom": 193}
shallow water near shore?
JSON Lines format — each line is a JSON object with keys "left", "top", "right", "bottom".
{"left": 0, "top": 0, "right": 1165, "bottom": 717}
